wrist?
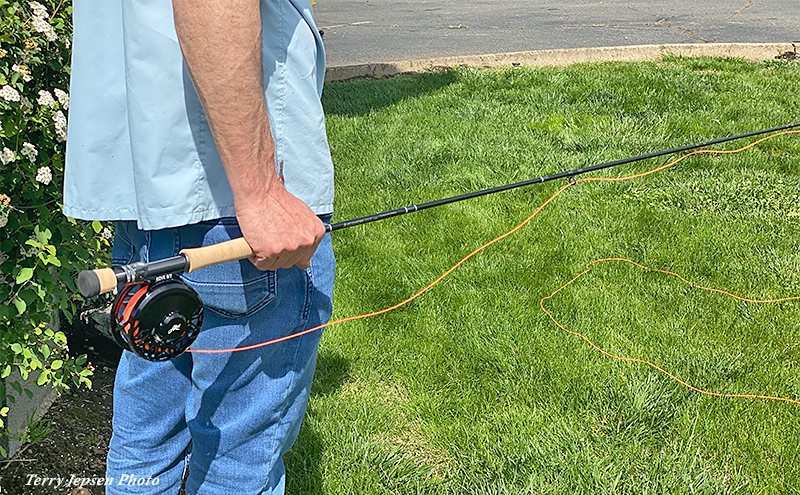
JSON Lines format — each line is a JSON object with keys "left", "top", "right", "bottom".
{"left": 225, "top": 140, "right": 281, "bottom": 204}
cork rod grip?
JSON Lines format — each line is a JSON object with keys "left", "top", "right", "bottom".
{"left": 180, "top": 237, "right": 255, "bottom": 273}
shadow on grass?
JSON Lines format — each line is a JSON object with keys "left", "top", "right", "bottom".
{"left": 285, "top": 350, "right": 351, "bottom": 495}
{"left": 322, "top": 69, "right": 460, "bottom": 118}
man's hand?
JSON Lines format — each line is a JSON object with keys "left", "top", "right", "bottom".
{"left": 236, "top": 183, "right": 325, "bottom": 271}
{"left": 173, "top": 0, "right": 324, "bottom": 271}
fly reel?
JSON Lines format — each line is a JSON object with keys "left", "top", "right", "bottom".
{"left": 111, "top": 277, "right": 203, "bottom": 361}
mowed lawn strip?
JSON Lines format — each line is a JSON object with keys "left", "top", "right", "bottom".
{"left": 285, "top": 56, "right": 800, "bottom": 494}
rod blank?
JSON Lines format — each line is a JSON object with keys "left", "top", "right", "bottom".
{"left": 79, "top": 122, "right": 800, "bottom": 297}
{"left": 325, "top": 122, "right": 800, "bottom": 232}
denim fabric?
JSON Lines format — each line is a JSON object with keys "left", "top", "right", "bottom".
{"left": 106, "top": 215, "right": 334, "bottom": 494}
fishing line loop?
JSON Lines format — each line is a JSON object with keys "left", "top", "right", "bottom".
{"left": 188, "top": 129, "right": 800, "bottom": 405}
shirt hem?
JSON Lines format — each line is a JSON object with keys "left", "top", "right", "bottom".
{"left": 63, "top": 202, "right": 335, "bottom": 230}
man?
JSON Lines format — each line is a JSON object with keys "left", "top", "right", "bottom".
{"left": 64, "top": 1, "right": 335, "bottom": 493}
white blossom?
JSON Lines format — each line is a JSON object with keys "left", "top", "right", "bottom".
{"left": 11, "top": 64, "right": 31, "bottom": 82}
{"left": 35, "top": 166, "right": 51, "bottom": 185}
{"left": 20, "top": 96, "right": 33, "bottom": 113}
{"left": 23, "top": 244, "right": 42, "bottom": 258}
{"left": 53, "top": 110, "right": 67, "bottom": 141}
{"left": 21, "top": 142, "right": 37, "bottom": 163}
{"left": 53, "top": 88, "right": 69, "bottom": 109}
{"left": 0, "top": 85, "right": 20, "bottom": 102}
{"left": 37, "top": 89, "right": 56, "bottom": 107}
{"left": 31, "top": 14, "right": 57, "bottom": 42}
{"left": 101, "top": 227, "right": 113, "bottom": 240}
{"left": 11, "top": 64, "right": 30, "bottom": 78}
{"left": 29, "top": 1, "right": 48, "bottom": 19}
{"left": 0, "top": 216, "right": 7, "bottom": 229}
{"left": 0, "top": 47, "right": 6, "bottom": 58}
{"left": 61, "top": 36, "right": 70, "bottom": 49}
{"left": 0, "top": 148, "right": 15, "bottom": 165}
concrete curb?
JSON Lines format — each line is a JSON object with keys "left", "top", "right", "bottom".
{"left": 325, "top": 42, "right": 795, "bottom": 82}
{"left": 1, "top": 314, "right": 60, "bottom": 458}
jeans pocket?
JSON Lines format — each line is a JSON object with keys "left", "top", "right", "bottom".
{"left": 181, "top": 266, "right": 277, "bottom": 319}
{"left": 179, "top": 219, "right": 278, "bottom": 319}
{"left": 111, "top": 221, "right": 137, "bottom": 267}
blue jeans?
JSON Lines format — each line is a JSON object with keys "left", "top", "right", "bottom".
{"left": 106, "top": 215, "right": 335, "bottom": 494}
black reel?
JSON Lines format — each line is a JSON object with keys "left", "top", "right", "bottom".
{"left": 111, "top": 277, "right": 203, "bottom": 361}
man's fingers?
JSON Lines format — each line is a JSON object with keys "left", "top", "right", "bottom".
{"left": 249, "top": 239, "right": 319, "bottom": 271}
{"left": 237, "top": 190, "right": 327, "bottom": 271}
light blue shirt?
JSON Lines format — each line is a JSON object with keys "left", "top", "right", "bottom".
{"left": 64, "top": 0, "right": 334, "bottom": 230}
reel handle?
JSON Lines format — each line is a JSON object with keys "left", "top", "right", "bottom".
{"left": 180, "top": 237, "right": 254, "bottom": 273}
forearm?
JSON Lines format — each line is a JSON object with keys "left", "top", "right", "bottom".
{"left": 172, "top": 0, "right": 278, "bottom": 203}
{"left": 172, "top": 0, "right": 325, "bottom": 271}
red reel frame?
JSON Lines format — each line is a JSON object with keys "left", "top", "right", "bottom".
{"left": 111, "top": 278, "right": 203, "bottom": 361}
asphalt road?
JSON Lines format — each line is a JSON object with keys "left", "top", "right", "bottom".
{"left": 314, "top": 0, "right": 799, "bottom": 66}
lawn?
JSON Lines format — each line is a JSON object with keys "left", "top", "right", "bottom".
{"left": 286, "top": 56, "right": 800, "bottom": 494}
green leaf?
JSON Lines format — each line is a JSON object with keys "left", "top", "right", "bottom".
{"left": 79, "top": 369, "right": 93, "bottom": 377}
{"left": 40, "top": 344, "right": 50, "bottom": 360}
{"left": 75, "top": 355, "right": 87, "bottom": 366}
{"left": 19, "top": 289, "right": 35, "bottom": 307}
{"left": 2, "top": 117, "right": 18, "bottom": 136}
{"left": 34, "top": 226, "right": 51, "bottom": 244}
{"left": 24, "top": 388, "right": 33, "bottom": 398}
{"left": 10, "top": 381, "right": 21, "bottom": 395}
{"left": 33, "top": 283, "right": 46, "bottom": 301}
{"left": 13, "top": 297, "right": 26, "bottom": 315}
{"left": 91, "top": 220, "right": 102, "bottom": 234}
{"left": 16, "top": 267, "right": 33, "bottom": 284}
{"left": 37, "top": 371, "right": 49, "bottom": 386}
{"left": 0, "top": 365, "right": 10, "bottom": 378}
{"left": 50, "top": 360, "right": 62, "bottom": 370}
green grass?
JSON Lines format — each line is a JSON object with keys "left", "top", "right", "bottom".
{"left": 286, "top": 56, "right": 800, "bottom": 494}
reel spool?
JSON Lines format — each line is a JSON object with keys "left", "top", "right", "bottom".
{"left": 111, "top": 278, "right": 203, "bottom": 361}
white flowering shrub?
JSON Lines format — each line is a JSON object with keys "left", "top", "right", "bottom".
{"left": 0, "top": 0, "right": 105, "bottom": 449}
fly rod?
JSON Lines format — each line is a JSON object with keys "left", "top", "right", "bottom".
{"left": 78, "top": 122, "right": 800, "bottom": 299}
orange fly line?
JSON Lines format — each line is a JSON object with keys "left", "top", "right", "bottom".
{"left": 188, "top": 130, "right": 800, "bottom": 405}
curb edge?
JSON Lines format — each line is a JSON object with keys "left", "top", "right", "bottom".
{"left": 325, "top": 42, "right": 795, "bottom": 82}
